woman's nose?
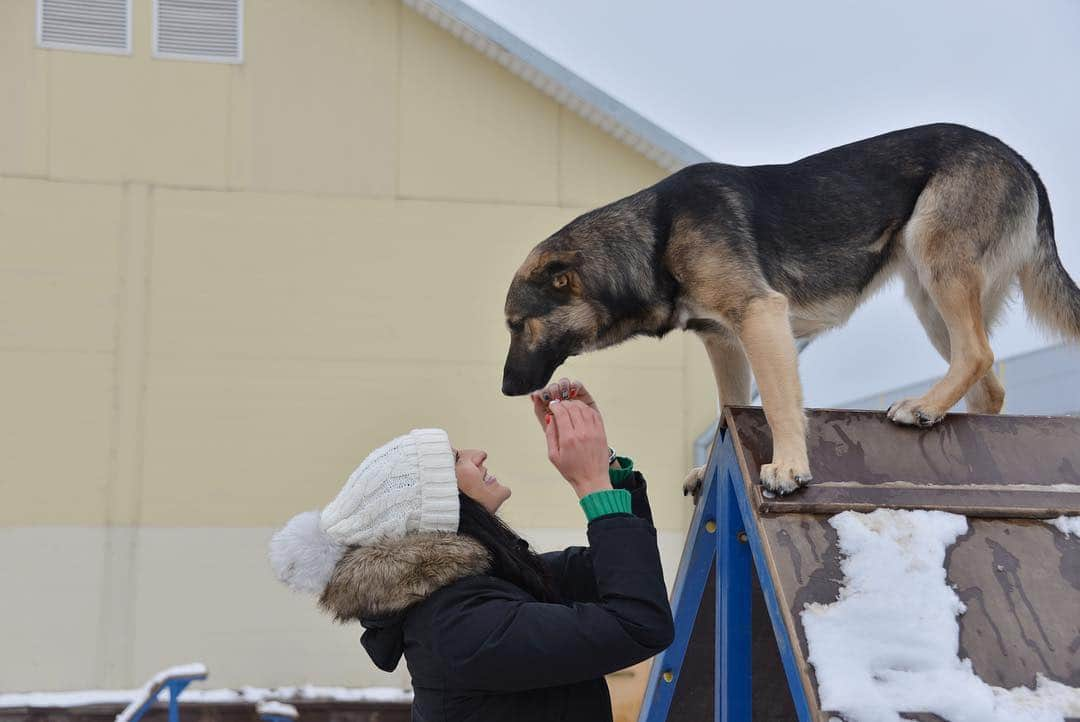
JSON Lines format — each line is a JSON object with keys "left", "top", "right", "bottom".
{"left": 477, "top": 451, "right": 488, "bottom": 465}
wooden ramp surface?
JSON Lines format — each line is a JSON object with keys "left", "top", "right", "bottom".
{"left": 707, "top": 408, "right": 1080, "bottom": 722}
{"left": 739, "top": 408, "right": 1080, "bottom": 518}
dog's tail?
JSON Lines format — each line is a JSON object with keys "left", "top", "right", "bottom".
{"left": 1018, "top": 168, "right": 1080, "bottom": 340}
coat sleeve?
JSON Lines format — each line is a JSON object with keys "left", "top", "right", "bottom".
{"left": 622, "top": 470, "right": 655, "bottom": 524}
{"left": 540, "top": 470, "right": 656, "bottom": 603}
{"left": 541, "top": 544, "right": 598, "bottom": 603}
{"left": 427, "top": 515, "right": 674, "bottom": 692}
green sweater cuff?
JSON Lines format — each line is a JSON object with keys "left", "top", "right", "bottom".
{"left": 608, "top": 456, "right": 634, "bottom": 488}
{"left": 580, "top": 488, "right": 632, "bottom": 521}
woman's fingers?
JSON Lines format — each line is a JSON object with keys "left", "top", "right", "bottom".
{"left": 565, "top": 399, "right": 588, "bottom": 430}
{"left": 540, "top": 378, "right": 575, "bottom": 402}
{"left": 569, "top": 380, "right": 596, "bottom": 408}
{"left": 548, "top": 400, "right": 575, "bottom": 455}
{"left": 551, "top": 400, "right": 607, "bottom": 449}
{"left": 536, "top": 379, "right": 596, "bottom": 427}
{"left": 530, "top": 392, "right": 548, "bottom": 428}
{"left": 544, "top": 405, "right": 560, "bottom": 462}
{"left": 540, "top": 382, "right": 560, "bottom": 403}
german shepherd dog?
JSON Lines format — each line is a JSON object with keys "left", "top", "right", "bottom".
{"left": 501, "top": 123, "right": 1080, "bottom": 495}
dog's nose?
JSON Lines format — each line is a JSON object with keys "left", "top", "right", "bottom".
{"left": 502, "top": 374, "right": 528, "bottom": 397}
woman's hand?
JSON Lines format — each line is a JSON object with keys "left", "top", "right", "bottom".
{"left": 544, "top": 399, "right": 612, "bottom": 499}
{"left": 530, "top": 378, "right": 599, "bottom": 430}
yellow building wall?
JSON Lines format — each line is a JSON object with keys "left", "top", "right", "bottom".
{"left": 0, "top": 0, "right": 715, "bottom": 693}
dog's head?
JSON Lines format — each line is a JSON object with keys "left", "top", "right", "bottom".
{"left": 501, "top": 246, "right": 602, "bottom": 396}
{"left": 501, "top": 195, "right": 677, "bottom": 396}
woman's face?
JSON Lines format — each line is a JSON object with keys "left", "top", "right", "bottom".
{"left": 454, "top": 447, "right": 512, "bottom": 514}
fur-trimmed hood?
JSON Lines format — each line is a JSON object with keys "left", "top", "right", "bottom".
{"left": 319, "top": 531, "right": 492, "bottom": 622}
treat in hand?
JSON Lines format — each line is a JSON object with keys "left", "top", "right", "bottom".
{"left": 530, "top": 378, "right": 598, "bottom": 429}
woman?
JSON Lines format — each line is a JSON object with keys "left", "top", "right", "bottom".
{"left": 270, "top": 379, "right": 674, "bottom": 722}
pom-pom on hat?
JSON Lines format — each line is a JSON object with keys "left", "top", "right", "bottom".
{"left": 269, "top": 429, "right": 458, "bottom": 594}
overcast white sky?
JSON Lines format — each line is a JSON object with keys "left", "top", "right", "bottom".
{"left": 464, "top": 0, "right": 1080, "bottom": 405}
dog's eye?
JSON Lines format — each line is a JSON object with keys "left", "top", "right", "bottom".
{"left": 507, "top": 319, "right": 525, "bottom": 333}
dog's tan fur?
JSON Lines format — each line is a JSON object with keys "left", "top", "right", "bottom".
{"left": 737, "top": 294, "right": 809, "bottom": 492}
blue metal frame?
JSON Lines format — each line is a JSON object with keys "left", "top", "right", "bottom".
{"left": 716, "top": 464, "right": 751, "bottom": 721}
{"left": 123, "top": 672, "right": 208, "bottom": 722}
{"left": 638, "top": 430, "right": 814, "bottom": 722}
{"left": 260, "top": 716, "right": 297, "bottom": 722}
{"left": 639, "top": 445, "right": 720, "bottom": 722}
{"left": 728, "top": 446, "right": 815, "bottom": 722}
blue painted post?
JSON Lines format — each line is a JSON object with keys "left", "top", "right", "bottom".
{"left": 728, "top": 446, "right": 815, "bottom": 722}
{"left": 637, "top": 449, "right": 721, "bottom": 722}
{"left": 716, "top": 459, "right": 752, "bottom": 722}
{"left": 166, "top": 680, "right": 186, "bottom": 722}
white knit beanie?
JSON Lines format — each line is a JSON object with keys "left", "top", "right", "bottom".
{"left": 269, "top": 428, "right": 459, "bottom": 594}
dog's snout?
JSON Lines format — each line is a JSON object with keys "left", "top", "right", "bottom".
{"left": 501, "top": 374, "right": 531, "bottom": 397}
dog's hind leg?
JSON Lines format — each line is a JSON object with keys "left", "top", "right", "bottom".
{"left": 683, "top": 331, "right": 753, "bottom": 496}
{"left": 964, "top": 368, "right": 1005, "bottom": 415}
{"left": 904, "top": 267, "right": 1005, "bottom": 415}
{"left": 965, "top": 275, "right": 1013, "bottom": 414}
{"left": 888, "top": 164, "right": 1013, "bottom": 427}
{"left": 889, "top": 269, "right": 994, "bottom": 426}
{"left": 962, "top": 279, "right": 1008, "bottom": 415}
{"left": 737, "top": 292, "right": 811, "bottom": 494}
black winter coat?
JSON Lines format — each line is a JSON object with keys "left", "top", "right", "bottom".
{"left": 324, "top": 473, "right": 673, "bottom": 722}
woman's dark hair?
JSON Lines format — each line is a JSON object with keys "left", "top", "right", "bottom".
{"left": 457, "top": 493, "right": 557, "bottom": 603}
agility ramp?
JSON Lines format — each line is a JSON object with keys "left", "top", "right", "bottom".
{"left": 640, "top": 407, "right": 1080, "bottom": 722}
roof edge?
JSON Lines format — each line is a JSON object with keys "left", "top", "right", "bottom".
{"left": 402, "top": 0, "right": 711, "bottom": 171}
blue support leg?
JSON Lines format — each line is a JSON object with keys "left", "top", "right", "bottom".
{"left": 166, "top": 679, "right": 193, "bottom": 722}
{"left": 640, "top": 426, "right": 817, "bottom": 721}
{"left": 716, "top": 465, "right": 752, "bottom": 722}
{"left": 638, "top": 450, "right": 721, "bottom": 722}
{"left": 728, "top": 450, "right": 815, "bottom": 722}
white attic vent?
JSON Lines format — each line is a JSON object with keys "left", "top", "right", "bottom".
{"left": 153, "top": 0, "right": 243, "bottom": 63}
{"left": 37, "top": 0, "right": 131, "bottom": 55}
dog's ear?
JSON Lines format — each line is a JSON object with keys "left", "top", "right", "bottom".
{"left": 530, "top": 250, "right": 583, "bottom": 293}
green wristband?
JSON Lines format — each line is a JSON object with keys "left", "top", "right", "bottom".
{"left": 580, "top": 488, "right": 632, "bottom": 521}
{"left": 608, "top": 456, "right": 635, "bottom": 488}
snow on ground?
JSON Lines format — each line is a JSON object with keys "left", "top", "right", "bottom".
{"left": 1047, "top": 515, "right": 1080, "bottom": 538}
{"left": 0, "top": 691, "right": 136, "bottom": 708}
{"left": 0, "top": 685, "right": 412, "bottom": 709}
{"left": 255, "top": 700, "right": 298, "bottom": 718}
{"left": 801, "top": 508, "right": 1080, "bottom": 722}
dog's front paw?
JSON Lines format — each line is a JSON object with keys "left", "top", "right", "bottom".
{"left": 887, "top": 398, "right": 944, "bottom": 428}
{"left": 682, "top": 465, "right": 705, "bottom": 499}
{"left": 759, "top": 461, "right": 811, "bottom": 496}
